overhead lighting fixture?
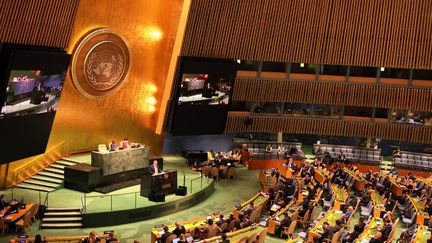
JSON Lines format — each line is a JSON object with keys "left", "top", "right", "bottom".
{"left": 300, "top": 63, "right": 305, "bottom": 68}
{"left": 236, "top": 59, "right": 241, "bottom": 64}
{"left": 380, "top": 67, "right": 385, "bottom": 71}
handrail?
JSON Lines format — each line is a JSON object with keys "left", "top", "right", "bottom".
{"left": 190, "top": 174, "right": 205, "bottom": 194}
{"left": 43, "top": 191, "right": 50, "bottom": 208}
{"left": 10, "top": 142, "right": 66, "bottom": 186}
{"left": 80, "top": 194, "right": 85, "bottom": 214}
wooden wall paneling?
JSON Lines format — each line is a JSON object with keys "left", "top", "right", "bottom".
{"left": 0, "top": 0, "right": 79, "bottom": 48}
{"left": 183, "top": 0, "right": 432, "bottom": 69}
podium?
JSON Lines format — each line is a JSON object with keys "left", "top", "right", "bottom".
{"left": 140, "top": 170, "right": 178, "bottom": 198}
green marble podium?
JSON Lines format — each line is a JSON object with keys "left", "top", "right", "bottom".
{"left": 91, "top": 146, "right": 150, "bottom": 175}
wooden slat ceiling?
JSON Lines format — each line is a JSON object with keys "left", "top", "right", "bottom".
{"left": 181, "top": 0, "right": 432, "bottom": 70}
{"left": 0, "top": 0, "right": 80, "bottom": 48}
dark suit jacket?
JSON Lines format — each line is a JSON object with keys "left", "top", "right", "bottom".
{"left": 149, "top": 165, "right": 161, "bottom": 175}
{"left": 381, "top": 224, "right": 392, "bottom": 239}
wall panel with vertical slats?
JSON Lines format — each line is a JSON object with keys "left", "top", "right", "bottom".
{"left": 225, "top": 114, "right": 432, "bottom": 144}
{"left": 232, "top": 79, "right": 432, "bottom": 112}
{"left": 182, "top": 0, "right": 432, "bottom": 70}
{"left": 0, "top": 0, "right": 80, "bottom": 48}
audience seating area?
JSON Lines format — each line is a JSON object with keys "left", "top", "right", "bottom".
{"left": 313, "top": 143, "right": 381, "bottom": 165}
{"left": 236, "top": 142, "right": 302, "bottom": 160}
{"left": 394, "top": 150, "right": 432, "bottom": 171}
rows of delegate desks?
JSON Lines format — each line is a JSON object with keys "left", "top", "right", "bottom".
{"left": 0, "top": 202, "right": 34, "bottom": 223}
{"left": 370, "top": 190, "right": 386, "bottom": 218}
{"left": 307, "top": 208, "right": 344, "bottom": 242}
{"left": 414, "top": 225, "right": 432, "bottom": 243}
{"left": 356, "top": 217, "right": 384, "bottom": 242}
{"left": 151, "top": 192, "right": 269, "bottom": 243}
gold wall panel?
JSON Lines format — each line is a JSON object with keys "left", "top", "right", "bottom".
{"left": 182, "top": 0, "right": 432, "bottom": 70}
{"left": 225, "top": 115, "right": 432, "bottom": 144}
{"left": 47, "top": 0, "right": 184, "bottom": 155}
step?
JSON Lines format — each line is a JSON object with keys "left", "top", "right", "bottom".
{"left": 46, "top": 207, "right": 81, "bottom": 212}
{"left": 43, "top": 217, "right": 82, "bottom": 222}
{"left": 380, "top": 165, "right": 394, "bottom": 170}
{"left": 16, "top": 183, "right": 54, "bottom": 192}
{"left": 45, "top": 211, "right": 81, "bottom": 217}
{"left": 44, "top": 167, "right": 65, "bottom": 175}
{"left": 56, "top": 160, "right": 78, "bottom": 167}
{"left": 24, "top": 179, "right": 60, "bottom": 188}
{"left": 38, "top": 171, "right": 64, "bottom": 180}
{"left": 41, "top": 223, "right": 83, "bottom": 228}
{"left": 51, "top": 164, "right": 66, "bottom": 170}
{"left": 32, "top": 175, "right": 63, "bottom": 184}
{"left": 60, "top": 158, "right": 82, "bottom": 164}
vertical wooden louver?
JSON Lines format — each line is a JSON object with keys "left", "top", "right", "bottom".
{"left": 225, "top": 115, "right": 432, "bottom": 144}
{"left": 231, "top": 79, "right": 432, "bottom": 112}
{"left": 181, "top": 0, "right": 432, "bottom": 69}
{"left": 0, "top": 0, "right": 80, "bottom": 48}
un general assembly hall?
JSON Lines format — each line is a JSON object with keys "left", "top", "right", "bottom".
{"left": 1, "top": 0, "right": 432, "bottom": 242}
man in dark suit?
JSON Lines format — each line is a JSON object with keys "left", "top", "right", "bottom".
{"left": 380, "top": 219, "right": 392, "bottom": 240}
{"left": 276, "top": 212, "right": 292, "bottom": 237}
{"left": 315, "top": 221, "right": 334, "bottom": 242}
{"left": 369, "top": 232, "right": 384, "bottom": 243}
{"left": 160, "top": 226, "right": 173, "bottom": 243}
{"left": 149, "top": 160, "right": 162, "bottom": 175}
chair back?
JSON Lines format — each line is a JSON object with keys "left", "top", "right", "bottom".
{"left": 249, "top": 206, "right": 261, "bottom": 222}
{"left": 0, "top": 217, "right": 7, "bottom": 230}
{"left": 302, "top": 209, "right": 310, "bottom": 223}
{"left": 211, "top": 167, "right": 219, "bottom": 177}
{"left": 165, "top": 234, "right": 177, "bottom": 243}
{"left": 331, "top": 228, "right": 343, "bottom": 243}
{"left": 257, "top": 227, "right": 267, "bottom": 242}
{"left": 287, "top": 220, "right": 297, "bottom": 235}
{"left": 227, "top": 167, "right": 236, "bottom": 178}
{"left": 207, "top": 227, "right": 218, "bottom": 238}
{"left": 247, "top": 232, "right": 257, "bottom": 243}
{"left": 220, "top": 222, "right": 228, "bottom": 232}
{"left": 228, "top": 219, "right": 238, "bottom": 231}
{"left": 238, "top": 236, "right": 249, "bottom": 243}
{"left": 23, "top": 212, "right": 32, "bottom": 227}
{"left": 31, "top": 203, "right": 39, "bottom": 219}
{"left": 202, "top": 167, "right": 210, "bottom": 177}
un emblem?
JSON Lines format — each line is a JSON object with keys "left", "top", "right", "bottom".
{"left": 71, "top": 28, "right": 131, "bottom": 98}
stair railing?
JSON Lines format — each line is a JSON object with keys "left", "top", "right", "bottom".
{"left": 80, "top": 194, "right": 86, "bottom": 214}
{"left": 43, "top": 191, "right": 50, "bottom": 209}
{"left": 10, "top": 142, "right": 66, "bottom": 187}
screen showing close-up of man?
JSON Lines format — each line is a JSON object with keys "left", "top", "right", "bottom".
{"left": 0, "top": 46, "right": 70, "bottom": 163}
{"left": 168, "top": 57, "right": 237, "bottom": 136}
{"left": 1, "top": 69, "right": 65, "bottom": 118}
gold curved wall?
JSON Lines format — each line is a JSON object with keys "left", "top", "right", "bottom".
{"left": 47, "top": 0, "right": 184, "bottom": 155}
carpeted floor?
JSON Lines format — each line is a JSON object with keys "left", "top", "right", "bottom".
{"left": 0, "top": 149, "right": 407, "bottom": 243}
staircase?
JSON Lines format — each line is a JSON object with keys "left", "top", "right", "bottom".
{"left": 41, "top": 207, "right": 83, "bottom": 229}
{"left": 15, "top": 158, "right": 81, "bottom": 192}
{"left": 380, "top": 159, "right": 395, "bottom": 173}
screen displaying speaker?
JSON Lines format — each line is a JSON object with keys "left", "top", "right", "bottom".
{"left": 0, "top": 44, "right": 71, "bottom": 163}
{"left": 167, "top": 57, "right": 237, "bottom": 136}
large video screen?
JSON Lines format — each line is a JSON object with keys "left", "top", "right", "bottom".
{"left": 0, "top": 45, "right": 70, "bottom": 163}
{"left": 1, "top": 70, "right": 65, "bottom": 118}
{"left": 167, "top": 57, "right": 237, "bottom": 135}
